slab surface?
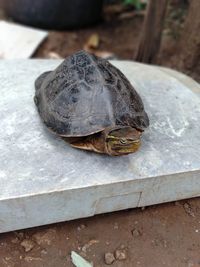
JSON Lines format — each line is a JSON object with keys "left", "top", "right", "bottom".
{"left": 0, "top": 60, "right": 200, "bottom": 233}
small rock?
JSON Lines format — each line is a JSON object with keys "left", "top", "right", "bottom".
{"left": 20, "top": 239, "right": 35, "bottom": 252}
{"left": 141, "top": 207, "right": 146, "bottom": 211}
{"left": 33, "top": 229, "right": 56, "bottom": 246}
{"left": 4, "top": 257, "right": 11, "bottom": 261}
{"left": 114, "top": 223, "right": 119, "bottom": 229}
{"left": 82, "top": 246, "right": 87, "bottom": 253}
{"left": 15, "top": 232, "right": 24, "bottom": 240}
{"left": 114, "top": 249, "right": 127, "bottom": 261}
{"left": 11, "top": 237, "right": 19, "bottom": 244}
{"left": 82, "top": 239, "right": 99, "bottom": 253}
{"left": 41, "top": 249, "right": 48, "bottom": 255}
{"left": 183, "top": 202, "right": 195, "bottom": 217}
{"left": 77, "top": 224, "right": 86, "bottom": 231}
{"left": 132, "top": 229, "right": 141, "bottom": 237}
{"left": 104, "top": 252, "right": 115, "bottom": 265}
{"left": 24, "top": 256, "right": 42, "bottom": 262}
{"left": 152, "top": 237, "right": 168, "bottom": 248}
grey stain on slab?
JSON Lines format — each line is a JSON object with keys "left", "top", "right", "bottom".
{"left": 0, "top": 60, "right": 200, "bottom": 232}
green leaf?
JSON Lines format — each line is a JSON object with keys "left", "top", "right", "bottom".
{"left": 123, "top": 0, "right": 142, "bottom": 10}
{"left": 71, "top": 251, "right": 93, "bottom": 267}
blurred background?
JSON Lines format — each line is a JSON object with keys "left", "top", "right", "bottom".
{"left": 0, "top": 0, "right": 199, "bottom": 80}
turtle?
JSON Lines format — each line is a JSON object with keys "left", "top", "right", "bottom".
{"left": 34, "top": 50, "right": 149, "bottom": 156}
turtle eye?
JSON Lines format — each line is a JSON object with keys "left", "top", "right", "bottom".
{"left": 120, "top": 139, "right": 127, "bottom": 144}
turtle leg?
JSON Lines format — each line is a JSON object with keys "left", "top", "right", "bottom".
{"left": 65, "top": 134, "right": 105, "bottom": 154}
{"left": 70, "top": 140, "right": 103, "bottom": 153}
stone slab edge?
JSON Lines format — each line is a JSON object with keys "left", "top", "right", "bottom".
{"left": 1, "top": 170, "right": 200, "bottom": 233}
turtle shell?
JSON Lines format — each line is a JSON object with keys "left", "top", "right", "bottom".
{"left": 34, "top": 50, "right": 149, "bottom": 137}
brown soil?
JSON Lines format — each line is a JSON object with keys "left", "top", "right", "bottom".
{"left": 34, "top": 12, "right": 143, "bottom": 60}
{"left": 1, "top": 1, "right": 200, "bottom": 267}
{"left": 1, "top": 199, "right": 200, "bottom": 267}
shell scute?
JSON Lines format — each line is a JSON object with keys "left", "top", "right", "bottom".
{"left": 34, "top": 50, "right": 149, "bottom": 136}
{"left": 76, "top": 52, "right": 92, "bottom": 67}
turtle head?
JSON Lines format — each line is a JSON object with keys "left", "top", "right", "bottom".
{"left": 105, "top": 126, "right": 142, "bottom": 156}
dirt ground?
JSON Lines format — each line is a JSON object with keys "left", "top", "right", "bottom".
{"left": 1, "top": 1, "right": 200, "bottom": 267}
{"left": 1, "top": 199, "right": 200, "bottom": 267}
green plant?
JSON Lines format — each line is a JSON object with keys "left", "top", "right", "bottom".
{"left": 123, "top": 0, "right": 142, "bottom": 10}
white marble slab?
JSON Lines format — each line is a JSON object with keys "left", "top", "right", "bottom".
{"left": 0, "top": 60, "right": 200, "bottom": 233}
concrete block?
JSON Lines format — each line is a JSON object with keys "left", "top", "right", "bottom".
{"left": 0, "top": 21, "right": 48, "bottom": 59}
{"left": 0, "top": 60, "right": 200, "bottom": 233}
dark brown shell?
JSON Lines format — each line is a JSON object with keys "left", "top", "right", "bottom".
{"left": 34, "top": 50, "right": 149, "bottom": 137}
